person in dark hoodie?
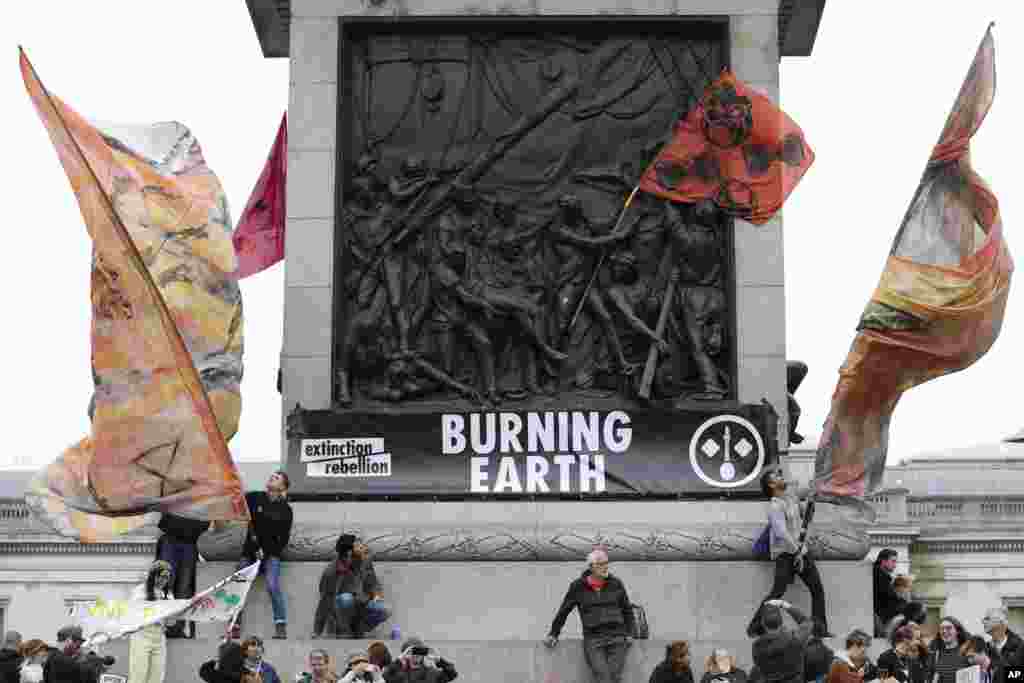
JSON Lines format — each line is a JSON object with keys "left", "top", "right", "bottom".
{"left": 981, "top": 608, "right": 1024, "bottom": 683}
{"left": 803, "top": 637, "right": 836, "bottom": 683}
{"left": 649, "top": 641, "right": 695, "bottom": 683}
{"left": 314, "top": 535, "right": 390, "bottom": 639}
{"left": 233, "top": 471, "right": 293, "bottom": 640}
{"left": 877, "top": 624, "right": 926, "bottom": 683}
{"left": 0, "top": 631, "right": 21, "bottom": 683}
{"left": 200, "top": 641, "right": 245, "bottom": 683}
{"left": 544, "top": 548, "right": 636, "bottom": 683}
{"left": 926, "top": 617, "right": 990, "bottom": 683}
{"left": 156, "top": 512, "right": 210, "bottom": 639}
{"left": 382, "top": 638, "right": 457, "bottom": 683}
{"left": 751, "top": 599, "right": 814, "bottom": 683}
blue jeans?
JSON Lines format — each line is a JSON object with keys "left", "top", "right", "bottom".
{"left": 158, "top": 538, "right": 197, "bottom": 599}
{"left": 238, "top": 557, "right": 287, "bottom": 624}
{"left": 334, "top": 593, "right": 391, "bottom": 634}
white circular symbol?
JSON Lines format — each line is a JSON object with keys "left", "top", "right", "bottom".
{"left": 688, "top": 414, "right": 766, "bottom": 489}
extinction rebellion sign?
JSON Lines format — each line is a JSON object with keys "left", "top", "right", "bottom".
{"left": 286, "top": 404, "right": 777, "bottom": 497}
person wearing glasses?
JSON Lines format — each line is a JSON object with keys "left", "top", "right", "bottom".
{"left": 926, "top": 618, "right": 990, "bottom": 683}
{"left": 339, "top": 653, "right": 384, "bottom": 683}
{"left": 544, "top": 549, "right": 636, "bottom": 683}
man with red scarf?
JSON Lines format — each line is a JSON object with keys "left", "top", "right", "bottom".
{"left": 545, "top": 549, "right": 637, "bottom": 683}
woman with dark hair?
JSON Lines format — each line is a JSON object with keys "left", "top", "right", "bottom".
{"left": 926, "top": 617, "right": 990, "bottom": 683}
{"left": 650, "top": 641, "right": 695, "bottom": 683}
{"left": 200, "top": 642, "right": 245, "bottom": 683}
{"left": 129, "top": 560, "right": 174, "bottom": 683}
{"left": 877, "top": 625, "right": 926, "bottom": 683}
{"left": 241, "top": 636, "right": 280, "bottom": 683}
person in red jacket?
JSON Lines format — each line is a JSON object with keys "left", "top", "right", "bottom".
{"left": 544, "top": 549, "right": 636, "bottom": 683}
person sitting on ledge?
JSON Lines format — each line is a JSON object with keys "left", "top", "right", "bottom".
{"left": 649, "top": 641, "right": 694, "bottom": 683}
{"left": 382, "top": 638, "right": 457, "bottom": 683}
{"left": 748, "top": 467, "right": 831, "bottom": 639}
{"left": 874, "top": 550, "right": 924, "bottom": 638}
{"left": 314, "top": 534, "right": 390, "bottom": 639}
{"left": 544, "top": 548, "right": 636, "bottom": 683}
{"left": 702, "top": 647, "right": 748, "bottom": 683}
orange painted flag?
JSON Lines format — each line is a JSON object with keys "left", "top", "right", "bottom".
{"left": 814, "top": 26, "right": 1011, "bottom": 504}
{"left": 20, "top": 50, "right": 248, "bottom": 541}
{"left": 639, "top": 70, "right": 814, "bottom": 225}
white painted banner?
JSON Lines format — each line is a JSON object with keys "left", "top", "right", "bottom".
{"left": 77, "top": 562, "right": 260, "bottom": 647}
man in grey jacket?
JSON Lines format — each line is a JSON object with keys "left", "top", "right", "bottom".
{"left": 748, "top": 467, "right": 831, "bottom": 639}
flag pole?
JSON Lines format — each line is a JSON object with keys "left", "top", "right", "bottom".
{"left": 562, "top": 186, "right": 640, "bottom": 343}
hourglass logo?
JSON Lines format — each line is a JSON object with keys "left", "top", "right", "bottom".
{"left": 688, "top": 415, "right": 765, "bottom": 489}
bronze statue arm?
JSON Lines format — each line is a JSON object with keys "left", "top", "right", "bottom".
{"left": 607, "top": 287, "right": 665, "bottom": 347}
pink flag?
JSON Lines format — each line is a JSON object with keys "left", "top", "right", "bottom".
{"left": 232, "top": 113, "right": 287, "bottom": 279}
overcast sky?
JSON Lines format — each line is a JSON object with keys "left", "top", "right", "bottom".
{"left": 2, "top": 3, "right": 1021, "bottom": 470}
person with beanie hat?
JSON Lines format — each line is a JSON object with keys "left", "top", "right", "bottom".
{"left": 382, "top": 638, "right": 457, "bottom": 683}
{"left": 649, "top": 641, "right": 696, "bottom": 683}
{"left": 340, "top": 652, "right": 384, "bottom": 683}
{"left": 313, "top": 534, "right": 390, "bottom": 639}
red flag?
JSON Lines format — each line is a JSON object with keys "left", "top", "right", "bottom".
{"left": 639, "top": 70, "right": 814, "bottom": 224}
{"left": 814, "top": 26, "right": 1010, "bottom": 505}
{"left": 232, "top": 113, "right": 287, "bottom": 279}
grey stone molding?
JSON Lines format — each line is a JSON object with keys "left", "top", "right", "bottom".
{"left": 0, "top": 541, "right": 157, "bottom": 555}
{"left": 197, "top": 521, "right": 869, "bottom": 561}
{"left": 912, "top": 539, "right": 1024, "bottom": 555}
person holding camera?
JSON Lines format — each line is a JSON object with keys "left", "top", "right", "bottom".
{"left": 382, "top": 638, "right": 458, "bottom": 683}
{"left": 544, "top": 549, "right": 636, "bottom": 683}
{"left": 751, "top": 599, "right": 814, "bottom": 683}
{"left": 339, "top": 653, "right": 384, "bottom": 683}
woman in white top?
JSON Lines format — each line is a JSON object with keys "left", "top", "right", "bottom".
{"left": 129, "top": 560, "right": 174, "bottom": 683}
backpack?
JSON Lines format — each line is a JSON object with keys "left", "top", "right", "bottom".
{"left": 631, "top": 603, "right": 650, "bottom": 639}
{"left": 753, "top": 524, "right": 771, "bottom": 559}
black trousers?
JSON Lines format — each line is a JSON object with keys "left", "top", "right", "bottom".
{"left": 748, "top": 553, "right": 828, "bottom": 636}
{"left": 584, "top": 636, "right": 631, "bottom": 683}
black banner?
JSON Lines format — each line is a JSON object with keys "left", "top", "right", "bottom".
{"left": 285, "top": 402, "right": 777, "bottom": 498}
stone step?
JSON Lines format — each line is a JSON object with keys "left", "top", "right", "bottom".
{"left": 193, "top": 560, "right": 873, "bottom": 642}
{"left": 96, "top": 637, "right": 892, "bottom": 683}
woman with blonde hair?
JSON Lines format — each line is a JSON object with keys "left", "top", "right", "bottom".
{"left": 702, "top": 648, "right": 748, "bottom": 683}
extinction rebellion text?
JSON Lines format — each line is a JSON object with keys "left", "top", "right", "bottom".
{"left": 442, "top": 411, "right": 632, "bottom": 494}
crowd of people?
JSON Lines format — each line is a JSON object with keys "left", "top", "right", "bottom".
{"left": 4, "top": 468, "right": 1023, "bottom": 683}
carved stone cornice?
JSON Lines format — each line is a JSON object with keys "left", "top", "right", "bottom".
{"left": 197, "top": 522, "right": 869, "bottom": 562}
{"left": 912, "top": 539, "right": 1024, "bottom": 554}
{"left": 0, "top": 541, "right": 157, "bottom": 555}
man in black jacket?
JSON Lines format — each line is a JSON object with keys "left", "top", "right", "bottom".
{"left": 982, "top": 608, "right": 1024, "bottom": 683}
{"left": 43, "top": 626, "right": 114, "bottom": 683}
{"left": 873, "top": 550, "right": 923, "bottom": 636}
{"left": 751, "top": 599, "right": 813, "bottom": 683}
{"left": 0, "top": 631, "right": 21, "bottom": 683}
{"left": 157, "top": 512, "right": 210, "bottom": 638}
{"left": 383, "top": 638, "right": 458, "bottom": 683}
{"left": 233, "top": 470, "right": 294, "bottom": 640}
{"left": 544, "top": 549, "right": 636, "bottom": 683}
